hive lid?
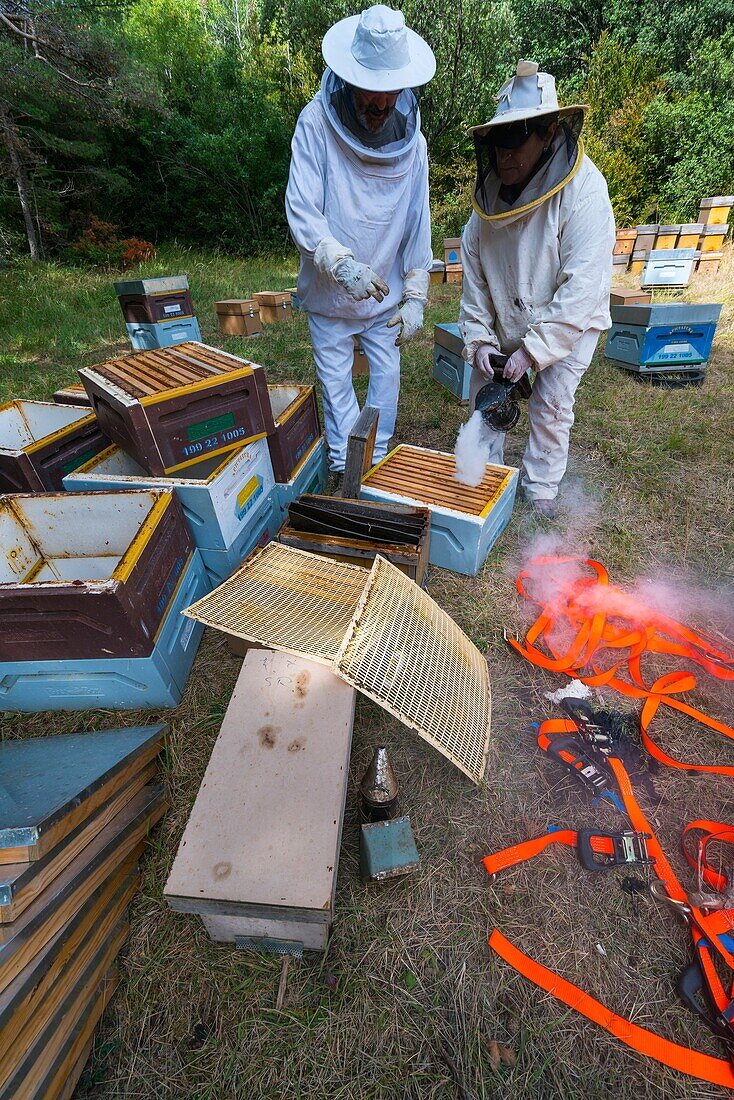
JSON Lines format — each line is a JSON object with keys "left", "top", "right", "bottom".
{"left": 114, "top": 275, "right": 189, "bottom": 296}
{"left": 635, "top": 224, "right": 659, "bottom": 232}
{"left": 647, "top": 248, "right": 697, "bottom": 260}
{"left": 680, "top": 223, "right": 704, "bottom": 233}
{"left": 184, "top": 542, "right": 491, "bottom": 783}
{"left": 657, "top": 224, "right": 681, "bottom": 233}
{"left": 80, "top": 342, "right": 259, "bottom": 399}
{"left": 699, "top": 196, "right": 734, "bottom": 207}
{"left": 703, "top": 223, "right": 729, "bottom": 234}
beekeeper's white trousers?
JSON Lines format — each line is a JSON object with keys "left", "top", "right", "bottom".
{"left": 307, "top": 310, "right": 400, "bottom": 472}
{"left": 469, "top": 330, "right": 600, "bottom": 501}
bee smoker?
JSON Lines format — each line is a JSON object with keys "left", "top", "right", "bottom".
{"left": 475, "top": 352, "right": 533, "bottom": 432}
{"left": 360, "top": 746, "right": 399, "bottom": 822}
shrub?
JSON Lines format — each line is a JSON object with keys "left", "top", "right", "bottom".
{"left": 69, "top": 216, "right": 155, "bottom": 267}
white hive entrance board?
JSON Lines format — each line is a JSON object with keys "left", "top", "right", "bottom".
{"left": 164, "top": 650, "right": 356, "bottom": 954}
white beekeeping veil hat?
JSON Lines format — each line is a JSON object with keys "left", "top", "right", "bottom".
{"left": 322, "top": 5, "right": 436, "bottom": 92}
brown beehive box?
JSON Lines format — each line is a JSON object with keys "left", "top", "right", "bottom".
{"left": 215, "top": 299, "right": 262, "bottom": 338}
{"left": 610, "top": 288, "right": 652, "bottom": 307}
{"left": 0, "top": 489, "right": 194, "bottom": 662}
{"left": 253, "top": 291, "right": 292, "bottom": 324}
{"left": 118, "top": 289, "right": 195, "bottom": 325}
{"left": 352, "top": 337, "right": 369, "bottom": 376}
{"left": 266, "top": 385, "right": 321, "bottom": 483}
{"left": 78, "top": 342, "right": 274, "bottom": 476}
{"left": 696, "top": 250, "right": 723, "bottom": 275}
{"left": 613, "top": 228, "right": 637, "bottom": 255}
{"left": 53, "top": 383, "right": 91, "bottom": 408}
{"left": 445, "top": 263, "right": 463, "bottom": 284}
{"left": 0, "top": 401, "right": 108, "bottom": 493}
{"left": 635, "top": 224, "right": 658, "bottom": 252}
{"left": 277, "top": 496, "right": 431, "bottom": 586}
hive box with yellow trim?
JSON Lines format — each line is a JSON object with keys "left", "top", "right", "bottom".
{"left": 266, "top": 385, "right": 321, "bottom": 482}
{"left": 0, "top": 546, "right": 207, "bottom": 711}
{"left": 164, "top": 649, "right": 356, "bottom": 955}
{"left": 78, "top": 341, "right": 274, "bottom": 477}
{"left": 0, "top": 400, "right": 107, "bottom": 493}
{"left": 0, "top": 489, "right": 193, "bottom": 662}
{"left": 359, "top": 444, "right": 519, "bottom": 576}
{"left": 64, "top": 439, "right": 275, "bottom": 554}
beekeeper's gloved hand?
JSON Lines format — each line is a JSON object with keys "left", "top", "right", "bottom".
{"left": 387, "top": 299, "right": 423, "bottom": 346}
{"left": 333, "top": 258, "right": 389, "bottom": 303}
{"left": 474, "top": 343, "right": 498, "bottom": 378}
{"left": 504, "top": 345, "right": 534, "bottom": 383}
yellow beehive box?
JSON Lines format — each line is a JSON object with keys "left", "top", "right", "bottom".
{"left": 613, "top": 228, "right": 637, "bottom": 256}
{"left": 655, "top": 225, "right": 680, "bottom": 249}
{"left": 700, "top": 224, "right": 728, "bottom": 252}
{"left": 698, "top": 196, "right": 734, "bottom": 226}
{"left": 678, "top": 223, "right": 704, "bottom": 249}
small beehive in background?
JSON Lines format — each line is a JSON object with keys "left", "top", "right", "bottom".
{"left": 634, "top": 224, "right": 658, "bottom": 255}
{"left": 443, "top": 237, "right": 461, "bottom": 265}
{"left": 164, "top": 650, "right": 356, "bottom": 956}
{"left": 215, "top": 299, "right": 262, "bottom": 338}
{"left": 613, "top": 228, "right": 637, "bottom": 256}
{"left": 610, "top": 288, "right": 652, "bottom": 307}
{"left": 698, "top": 195, "right": 734, "bottom": 226}
{"left": 445, "top": 264, "right": 463, "bottom": 284}
{"left": 629, "top": 250, "right": 646, "bottom": 276}
{"left": 114, "top": 275, "right": 202, "bottom": 351}
{"left": 253, "top": 291, "right": 292, "bottom": 324}
{"left": 429, "top": 259, "right": 445, "bottom": 285}
{"left": 678, "top": 223, "right": 704, "bottom": 249}
{"left": 641, "top": 248, "right": 697, "bottom": 288}
{"left": 0, "top": 490, "right": 208, "bottom": 711}
{"left": 612, "top": 251, "right": 629, "bottom": 273}
{"left": 286, "top": 286, "right": 301, "bottom": 311}
{"left": 78, "top": 342, "right": 274, "bottom": 476}
{"left": 696, "top": 250, "right": 723, "bottom": 275}
{"left": 654, "top": 224, "right": 680, "bottom": 249}
{"left": 352, "top": 336, "right": 369, "bottom": 377}
{"left": 605, "top": 302, "right": 722, "bottom": 379}
{"left": 0, "top": 725, "right": 166, "bottom": 1095}
{"left": 432, "top": 322, "right": 472, "bottom": 402}
{"left": 700, "top": 223, "right": 729, "bottom": 252}
{"left": 0, "top": 400, "right": 108, "bottom": 492}
{"left": 360, "top": 444, "right": 519, "bottom": 576}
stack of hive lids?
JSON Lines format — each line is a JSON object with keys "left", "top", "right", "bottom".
{"left": 0, "top": 725, "right": 167, "bottom": 1097}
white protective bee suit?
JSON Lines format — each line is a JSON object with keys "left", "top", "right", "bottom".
{"left": 286, "top": 6, "right": 435, "bottom": 472}
{"left": 460, "top": 61, "right": 615, "bottom": 503}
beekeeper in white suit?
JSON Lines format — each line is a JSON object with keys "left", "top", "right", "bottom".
{"left": 286, "top": 5, "right": 435, "bottom": 477}
{"left": 460, "top": 61, "right": 615, "bottom": 518}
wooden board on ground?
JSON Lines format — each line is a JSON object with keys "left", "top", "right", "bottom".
{"left": 0, "top": 723, "right": 166, "bottom": 864}
{"left": 165, "top": 650, "right": 355, "bottom": 950}
{"left": 0, "top": 761, "right": 155, "bottom": 922}
{"left": 0, "top": 866, "right": 137, "bottom": 1062}
{"left": 0, "top": 785, "right": 164, "bottom": 994}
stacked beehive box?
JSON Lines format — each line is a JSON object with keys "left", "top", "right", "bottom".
{"left": 0, "top": 489, "right": 208, "bottom": 711}
{"left": 605, "top": 301, "right": 722, "bottom": 385}
{"left": 432, "top": 322, "right": 472, "bottom": 401}
{"left": 613, "top": 228, "right": 637, "bottom": 273}
{"left": 115, "top": 275, "right": 202, "bottom": 351}
{"left": 444, "top": 237, "right": 462, "bottom": 283}
{"left": 0, "top": 400, "right": 108, "bottom": 492}
{"left": 0, "top": 724, "right": 166, "bottom": 1095}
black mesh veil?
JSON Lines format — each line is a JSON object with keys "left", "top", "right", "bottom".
{"left": 473, "top": 110, "right": 585, "bottom": 219}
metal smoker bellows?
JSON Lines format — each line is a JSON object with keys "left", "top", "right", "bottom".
{"left": 183, "top": 542, "right": 491, "bottom": 783}
{"left": 474, "top": 353, "right": 533, "bottom": 433}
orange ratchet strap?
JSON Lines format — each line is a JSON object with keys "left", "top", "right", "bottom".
{"left": 507, "top": 556, "right": 734, "bottom": 775}
{"left": 483, "top": 723, "right": 734, "bottom": 1088}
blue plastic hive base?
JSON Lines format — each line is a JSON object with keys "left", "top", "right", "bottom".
{"left": 274, "top": 438, "right": 328, "bottom": 519}
{"left": 432, "top": 348, "right": 472, "bottom": 401}
{"left": 361, "top": 467, "right": 519, "bottom": 577}
{"left": 605, "top": 321, "right": 716, "bottom": 367}
{"left": 0, "top": 551, "right": 208, "bottom": 712}
{"left": 199, "top": 490, "right": 281, "bottom": 586}
{"left": 126, "top": 316, "right": 202, "bottom": 351}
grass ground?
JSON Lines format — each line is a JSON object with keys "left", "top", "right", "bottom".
{"left": 1, "top": 244, "right": 733, "bottom": 1099}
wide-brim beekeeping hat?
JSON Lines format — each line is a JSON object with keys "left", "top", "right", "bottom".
{"left": 469, "top": 59, "right": 587, "bottom": 137}
{"left": 322, "top": 4, "right": 436, "bottom": 92}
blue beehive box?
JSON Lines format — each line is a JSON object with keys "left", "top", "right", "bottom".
{"left": 126, "top": 316, "right": 202, "bottom": 351}
{"left": 605, "top": 302, "right": 722, "bottom": 372}
{"left": 432, "top": 323, "right": 472, "bottom": 401}
{"left": 273, "top": 437, "right": 328, "bottom": 519}
{"left": 64, "top": 439, "right": 275, "bottom": 553}
{"left": 641, "top": 249, "right": 697, "bottom": 288}
{"left": 199, "top": 489, "right": 281, "bottom": 586}
{"left": 0, "top": 549, "right": 208, "bottom": 712}
{"left": 360, "top": 445, "right": 518, "bottom": 577}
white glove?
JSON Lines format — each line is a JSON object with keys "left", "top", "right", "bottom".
{"left": 504, "top": 346, "right": 534, "bottom": 383}
{"left": 474, "top": 343, "right": 497, "bottom": 377}
{"left": 386, "top": 298, "right": 424, "bottom": 346}
{"left": 333, "top": 258, "right": 389, "bottom": 303}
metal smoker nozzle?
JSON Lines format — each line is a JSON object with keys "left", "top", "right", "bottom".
{"left": 360, "top": 746, "right": 399, "bottom": 822}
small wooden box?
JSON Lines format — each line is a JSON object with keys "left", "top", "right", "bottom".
{"left": 678, "top": 223, "right": 704, "bottom": 249}
{"left": 635, "top": 224, "right": 658, "bottom": 252}
{"left": 79, "top": 342, "right": 274, "bottom": 476}
{"left": 266, "top": 385, "right": 321, "bottom": 482}
{"left": 696, "top": 250, "right": 723, "bottom": 275}
{"left": 253, "top": 291, "right": 292, "bottom": 324}
{"left": 445, "top": 263, "right": 463, "bottom": 284}
{"left": 164, "top": 650, "right": 356, "bottom": 955}
{"left": 698, "top": 196, "right": 734, "bottom": 226}
{"left": 655, "top": 225, "right": 680, "bottom": 250}
{"left": 360, "top": 444, "right": 519, "bottom": 577}
{"left": 0, "top": 401, "right": 108, "bottom": 493}
{"left": 629, "top": 250, "right": 647, "bottom": 275}
{"left": 429, "top": 259, "right": 445, "bottom": 285}
{"left": 443, "top": 238, "right": 462, "bottom": 265}
{"left": 277, "top": 496, "right": 431, "bottom": 586}
{"left": 700, "top": 224, "right": 728, "bottom": 252}
{"left": 613, "top": 229, "right": 637, "bottom": 256}
{"left": 215, "top": 299, "right": 262, "bottom": 338}
{"left": 610, "top": 288, "right": 652, "bottom": 307}
{"left": 352, "top": 337, "right": 369, "bottom": 376}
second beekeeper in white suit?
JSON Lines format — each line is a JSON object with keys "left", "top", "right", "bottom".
{"left": 286, "top": 5, "right": 435, "bottom": 476}
{"left": 460, "top": 61, "right": 615, "bottom": 517}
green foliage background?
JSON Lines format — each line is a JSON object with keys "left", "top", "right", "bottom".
{"left": 1, "top": 0, "right": 733, "bottom": 259}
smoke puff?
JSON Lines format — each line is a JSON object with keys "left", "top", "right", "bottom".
{"left": 454, "top": 410, "right": 491, "bottom": 487}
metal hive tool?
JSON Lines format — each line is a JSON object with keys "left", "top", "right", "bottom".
{"left": 184, "top": 542, "right": 490, "bottom": 783}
